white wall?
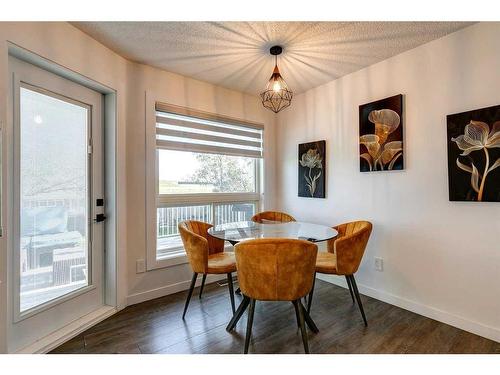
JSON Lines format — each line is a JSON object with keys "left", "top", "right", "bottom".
{"left": 275, "top": 22, "right": 500, "bottom": 342}
{"left": 0, "top": 22, "right": 277, "bottom": 352}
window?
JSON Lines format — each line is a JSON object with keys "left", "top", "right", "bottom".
{"left": 147, "top": 101, "right": 263, "bottom": 268}
{"left": 158, "top": 150, "right": 257, "bottom": 194}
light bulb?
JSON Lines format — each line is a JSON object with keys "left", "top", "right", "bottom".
{"left": 272, "top": 80, "right": 281, "bottom": 92}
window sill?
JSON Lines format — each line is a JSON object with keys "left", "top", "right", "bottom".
{"left": 148, "top": 251, "right": 189, "bottom": 270}
{"left": 147, "top": 244, "right": 234, "bottom": 271}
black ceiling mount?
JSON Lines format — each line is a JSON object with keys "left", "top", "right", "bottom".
{"left": 270, "top": 45, "right": 283, "bottom": 56}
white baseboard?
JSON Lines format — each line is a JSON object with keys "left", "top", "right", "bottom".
{"left": 127, "top": 274, "right": 227, "bottom": 306}
{"left": 317, "top": 274, "right": 500, "bottom": 343}
{"left": 16, "top": 305, "right": 117, "bottom": 354}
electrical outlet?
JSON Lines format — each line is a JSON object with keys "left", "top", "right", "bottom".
{"left": 136, "top": 259, "right": 146, "bottom": 273}
{"left": 374, "top": 257, "right": 384, "bottom": 272}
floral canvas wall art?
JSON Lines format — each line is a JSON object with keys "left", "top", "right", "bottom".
{"left": 447, "top": 105, "right": 500, "bottom": 202}
{"left": 298, "top": 140, "right": 326, "bottom": 198}
{"left": 359, "top": 94, "right": 404, "bottom": 172}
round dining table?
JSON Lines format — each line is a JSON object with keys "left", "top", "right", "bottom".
{"left": 207, "top": 220, "right": 338, "bottom": 245}
{"left": 208, "top": 220, "right": 336, "bottom": 335}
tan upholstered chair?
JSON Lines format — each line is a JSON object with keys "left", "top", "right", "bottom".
{"left": 251, "top": 211, "right": 296, "bottom": 224}
{"left": 227, "top": 238, "right": 318, "bottom": 354}
{"left": 307, "top": 221, "right": 373, "bottom": 326}
{"left": 178, "top": 220, "right": 236, "bottom": 319}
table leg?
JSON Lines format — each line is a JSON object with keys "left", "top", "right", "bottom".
{"left": 300, "top": 300, "right": 319, "bottom": 333}
{"left": 226, "top": 295, "right": 250, "bottom": 331}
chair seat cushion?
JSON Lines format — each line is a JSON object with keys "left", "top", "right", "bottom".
{"left": 315, "top": 252, "right": 338, "bottom": 274}
{"left": 207, "top": 252, "right": 237, "bottom": 274}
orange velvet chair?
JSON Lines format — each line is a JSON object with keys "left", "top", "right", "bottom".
{"left": 250, "top": 211, "right": 296, "bottom": 223}
{"left": 227, "top": 238, "right": 318, "bottom": 354}
{"left": 178, "top": 220, "right": 237, "bottom": 319}
{"left": 307, "top": 221, "right": 373, "bottom": 326}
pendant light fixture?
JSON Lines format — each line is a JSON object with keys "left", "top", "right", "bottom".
{"left": 260, "top": 45, "right": 293, "bottom": 113}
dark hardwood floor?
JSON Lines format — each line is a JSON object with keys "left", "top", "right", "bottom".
{"left": 51, "top": 279, "right": 500, "bottom": 354}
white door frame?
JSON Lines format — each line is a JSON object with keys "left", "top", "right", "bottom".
{"left": 9, "top": 56, "right": 105, "bottom": 350}
{"left": 12, "top": 63, "right": 105, "bottom": 321}
{"left": 3, "top": 44, "right": 119, "bottom": 353}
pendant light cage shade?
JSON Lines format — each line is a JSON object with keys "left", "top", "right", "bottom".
{"left": 260, "top": 67, "right": 293, "bottom": 113}
{"left": 260, "top": 46, "right": 293, "bottom": 113}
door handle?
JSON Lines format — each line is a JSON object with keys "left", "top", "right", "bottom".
{"left": 94, "top": 213, "right": 107, "bottom": 223}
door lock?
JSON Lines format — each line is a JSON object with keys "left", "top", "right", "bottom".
{"left": 94, "top": 213, "right": 107, "bottom": 223}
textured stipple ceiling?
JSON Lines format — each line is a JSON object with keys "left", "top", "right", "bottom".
{"left": 73, "top": 22, "right": 473, "bottom": 95}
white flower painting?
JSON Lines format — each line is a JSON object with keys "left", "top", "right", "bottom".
{"left": 359, "top": 95, "right": 404, "bottom": 172}
{"left": 298, "top": 141, "right": 326, "bottom": 198}
{"left": 447, "top": 105, "right": 500, "bottom": 202}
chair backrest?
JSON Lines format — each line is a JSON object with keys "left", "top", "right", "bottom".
{"left": 178, "top": 220, "right": 224, "bottom": 273}
{"left": 251, "top": 211, "right": 296, "bottom": 224}
{"left": 327, "top": 221, "right": 373, "bottom": 275}
{"left": 234, "top": 238, "right": 317, "bottom": 301}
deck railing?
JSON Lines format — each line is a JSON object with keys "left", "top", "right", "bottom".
{"left": 157, "top": 202, "right": 256, "bottom": 239}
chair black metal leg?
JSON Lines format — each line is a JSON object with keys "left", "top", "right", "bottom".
{"left": 307, "top": 272, "right": 316, "bottom": 313}
{"left": 227, "top": 273, "right": 236, "bottom": 314}
{"left": 345, "top": 275, "right": 355, "bottom": 303}
{"left": 228, "top": 242, "right": 241, "bottom": 295}
{"left": 348, "top": 275, "right": 367, "bottom": 326}
{"left": 300, "top": 300, "right": 319, "bottom": 333}
{"left": 198, "top": 274, "right": 207, "bottom": 299}
{"left": 244, "top": 299, "right": 256, "bottom": 354}
{"left": 226, "top": 296, "right": 250, "bottom": 331}
{"left": 293, "top": 300, "right": 310, "bottom": 354}
{"left": 182, "top": 272, "right": 198, "bottom": 319}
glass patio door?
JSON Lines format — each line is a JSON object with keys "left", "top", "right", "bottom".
{"left": 19, "top": 84, "right": 92, "bottom": 312}
{"left": 9, "top": 57, "right": 105, "bottom": 351}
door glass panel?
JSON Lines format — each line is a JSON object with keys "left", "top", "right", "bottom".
{"left": 19, "top": 86, "right": 90, "bottom": 312}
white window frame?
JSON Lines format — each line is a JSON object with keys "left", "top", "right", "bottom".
{"left": 145, "top": 91, "right": 264, "bottom": 271}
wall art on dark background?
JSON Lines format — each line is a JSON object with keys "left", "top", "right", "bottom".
{"left": 298, "top": 140, "right": 326, "bottom": 198}
{"left": 359, "top": 94, "right": 404, "bottom": 172}
{"left": 447, "top": 104, "right": 500, "bottom": 202}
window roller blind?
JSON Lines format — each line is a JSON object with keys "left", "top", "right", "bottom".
{"left": 155, "top": 103, "right": 263, "bottom": 158}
